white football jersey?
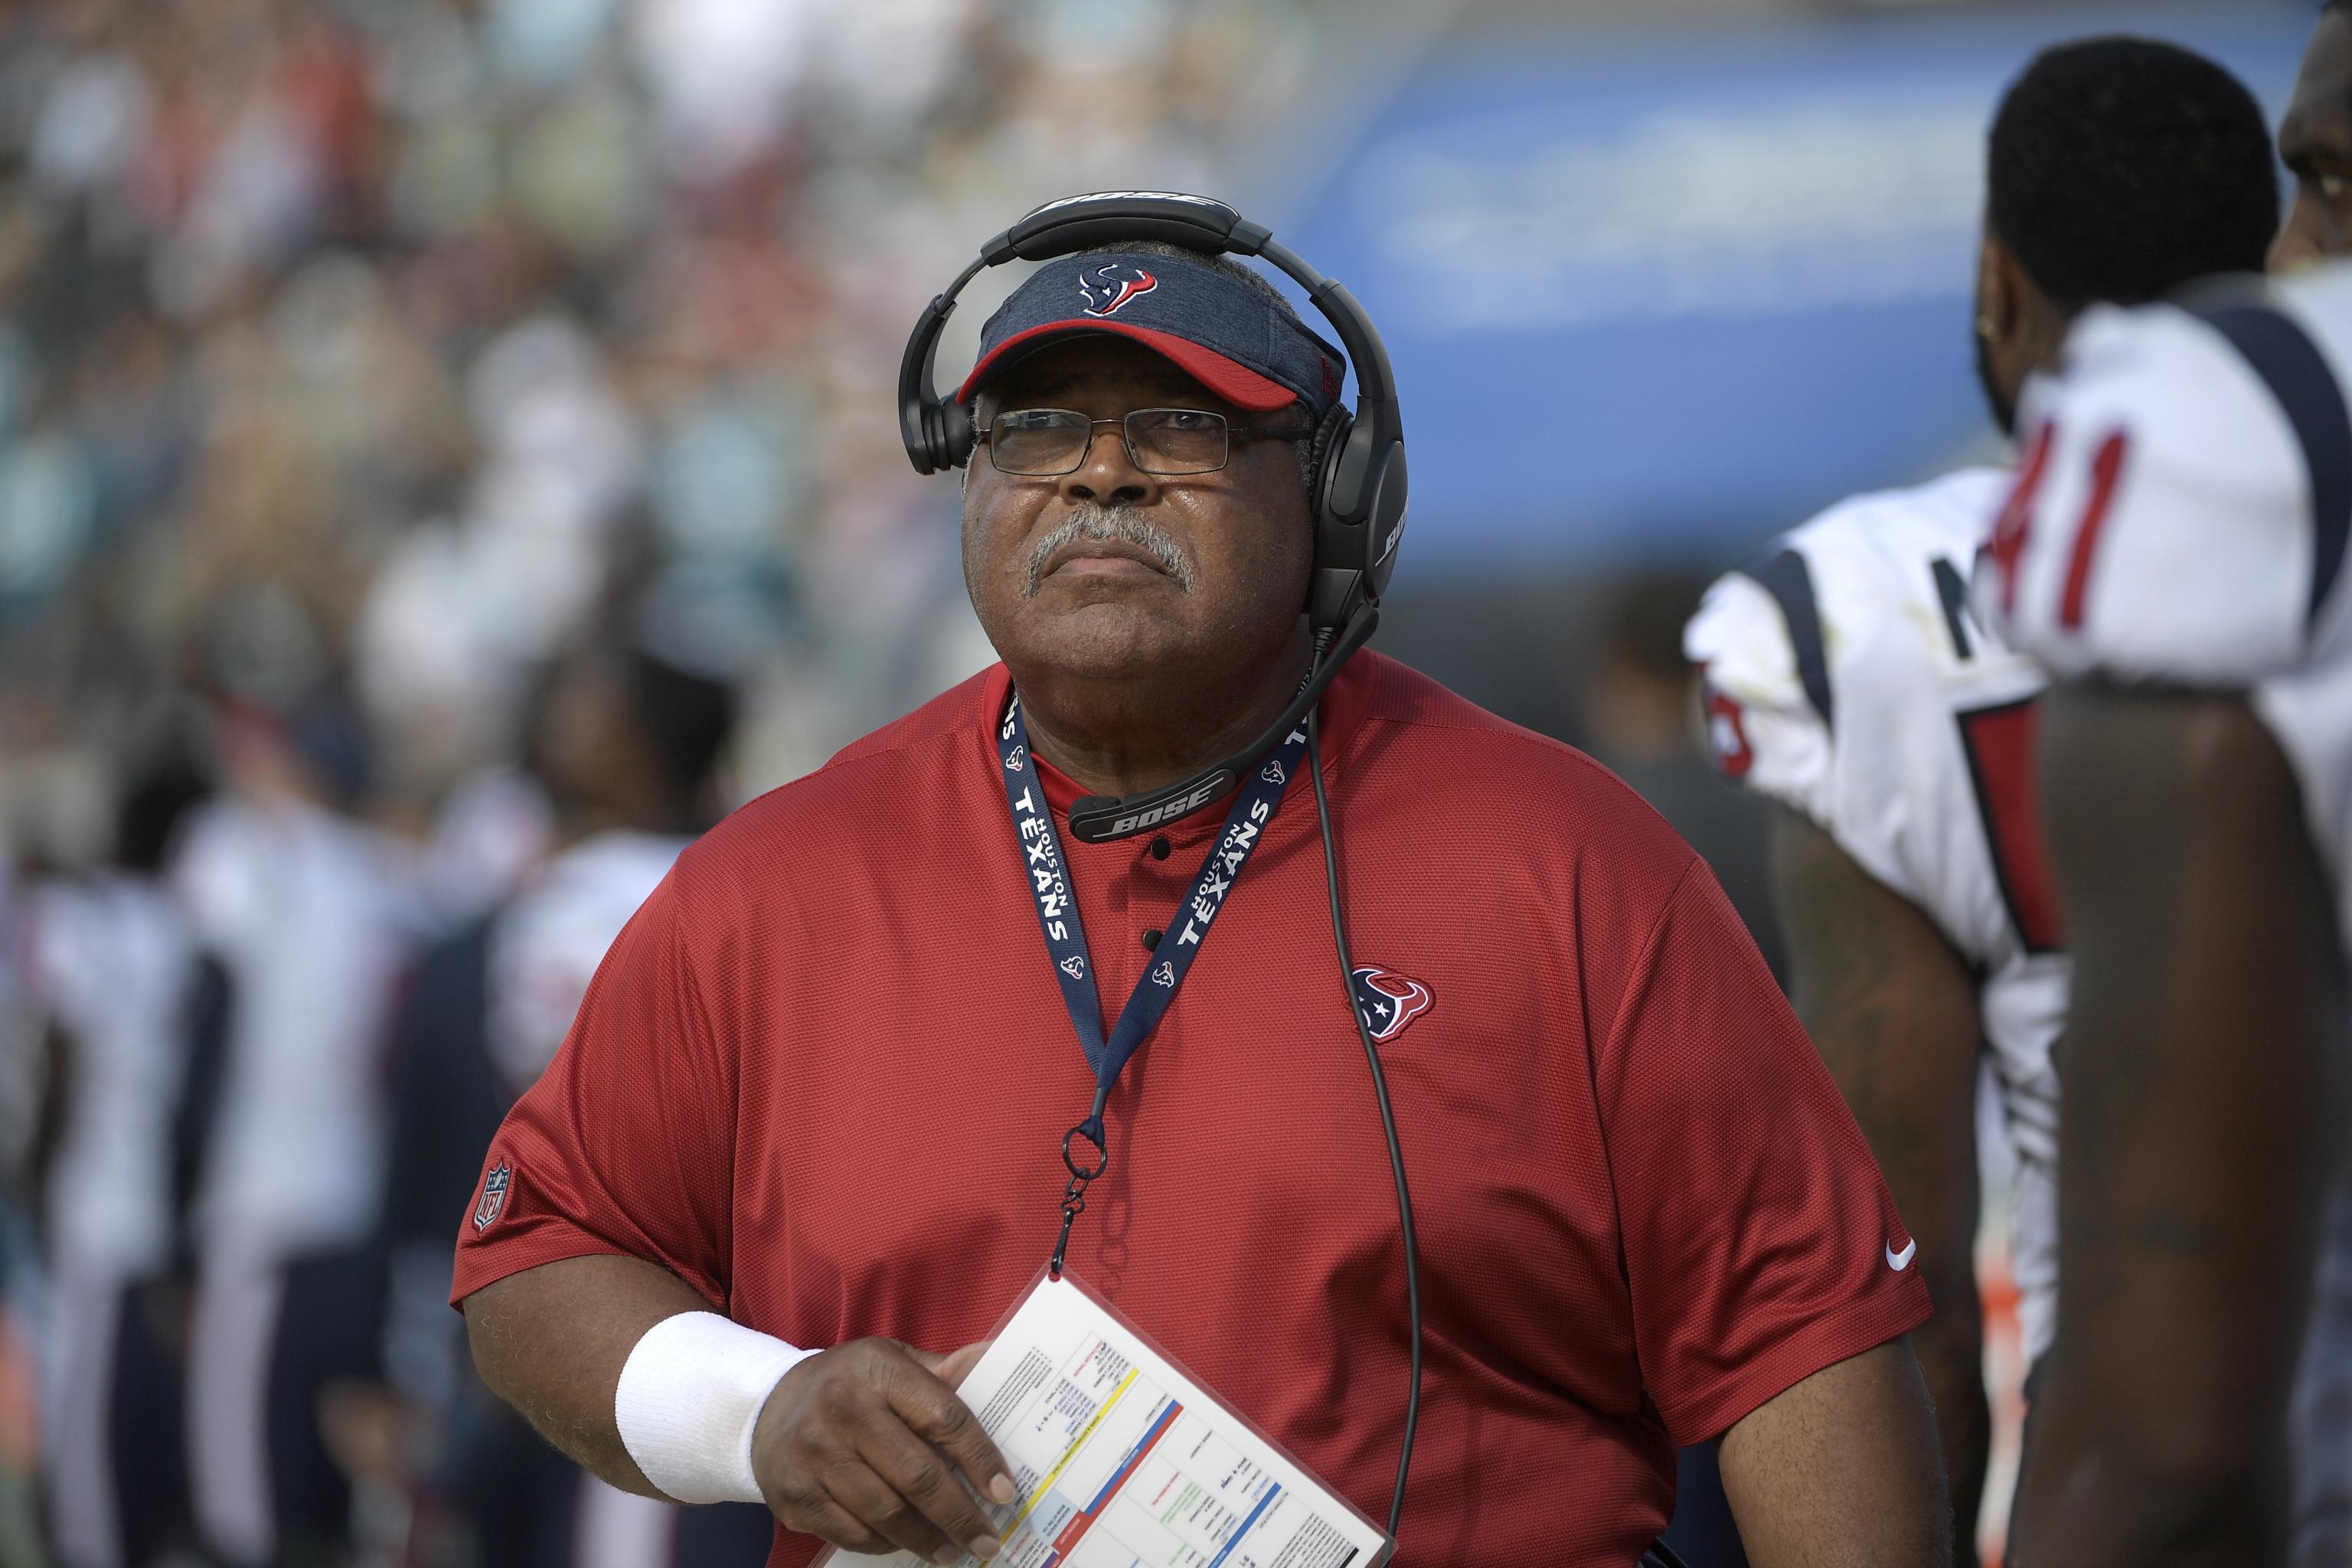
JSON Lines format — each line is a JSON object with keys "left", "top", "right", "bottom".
{"left": 1984, "top": 261, "right": 2352, "bottom": 1566}
{"left": 21, "top": 874, "right": 193, "bottom": 1276}
{"left": 1687, "top": 466, "right": 2069, "bottom": 1364}
{"left": 172, "top": 797, "right": 411, "bottom": 1257}
{"left": 488, "top": 829, "right": 691, "bottom": 1091}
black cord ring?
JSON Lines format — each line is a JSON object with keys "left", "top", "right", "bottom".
{"left": 1061, "top": 1122, "right": 1109, "bottom": 1181}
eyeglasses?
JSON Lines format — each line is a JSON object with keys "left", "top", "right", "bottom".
{"left": 976, "top": 407, "right": 1300, "bottom": 476}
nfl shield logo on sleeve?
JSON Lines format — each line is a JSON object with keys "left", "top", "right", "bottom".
{"left": 474, "top": 1163, "right": 511, "bottom": 1231}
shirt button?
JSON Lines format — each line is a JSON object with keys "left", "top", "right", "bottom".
{"left": 1148, "top": 835, "right": 1171, "bottom": 861}
{"left": 1142, "top": 929, "right": 1162, "bottom": 951}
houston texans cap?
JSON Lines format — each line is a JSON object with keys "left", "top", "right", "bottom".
{"left": 956, "top": 250, "right": 1346, "bottom": 416}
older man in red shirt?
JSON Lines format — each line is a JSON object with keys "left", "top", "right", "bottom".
{"left": 456, "top": 201, "right": 1947, "bottom": 1568}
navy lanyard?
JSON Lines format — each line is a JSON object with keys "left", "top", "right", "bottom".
{"left": 996, "top": 690, "right": 1309, "bottom": 1274}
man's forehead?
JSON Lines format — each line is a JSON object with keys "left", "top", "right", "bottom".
{"left": 2285, "top": 11, "right": 2352, "bottom": 151}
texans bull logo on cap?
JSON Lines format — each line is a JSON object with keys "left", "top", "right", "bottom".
{"left": 1080, "top": 262, "right": 1158, "bottom": 318}
{"left": 1351, "top": 966, "right": 1433, "bottom": 1041}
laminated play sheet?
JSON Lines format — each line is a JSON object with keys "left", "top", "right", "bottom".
{"left": 814, "top": 1270, "right": 1389, "bottom": 1568}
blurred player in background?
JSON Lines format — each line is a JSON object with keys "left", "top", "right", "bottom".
{"left": 172, "top": 691, "right": 422, "bottom": 1568}
{"left": 21, "top": 753, "right": 209, "bottom": 1568}
{"left": 358, "top": 628, "right": 767, "bottom": 1568}
{"left": 1686, "top": 38, "right": 2278, "bottom": 1562}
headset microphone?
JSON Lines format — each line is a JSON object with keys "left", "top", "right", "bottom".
{"left": 1065, "top": 601, "right": 1377, "bottom": 844}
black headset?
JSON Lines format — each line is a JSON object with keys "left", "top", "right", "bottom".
{"left": 901, "top": 192, "right": 1426, "bottom": 1548}
{"left": 899, "top": 191, "right": 1410, "bottom": 844}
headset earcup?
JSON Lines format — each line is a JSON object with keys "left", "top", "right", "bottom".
{"left": 1361, "top": 439, "right": 1408, "bottom": 600}
{"left": 1307, "top": 413, "right": 1407, "bottom": 628}
{"left": 941, "top": 401, "right": 978, "bottom": 469}
{"left": 900, "top": 399, "right": 936, "bottom": 474}
{"left": 1306, "top": 403, "right": 1349, "bottom": 505}
{"left": 1305, "top": 408, "right": 1361, "bottom": 629}
{"left": 1328, "top": 418, "right": 1386, "bottom": 529}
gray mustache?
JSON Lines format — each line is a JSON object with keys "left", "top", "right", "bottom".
{"left": 1024, "top": 506, "right": 1194, "bottom": 596}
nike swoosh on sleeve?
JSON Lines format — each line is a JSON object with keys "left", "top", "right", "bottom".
{"left": 1885, "top": 1239, "right": 1918, "bottom": 1271}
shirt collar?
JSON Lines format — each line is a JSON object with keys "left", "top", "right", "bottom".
{"left": 978, "top": 648, "right": 1380, "bottom": 848}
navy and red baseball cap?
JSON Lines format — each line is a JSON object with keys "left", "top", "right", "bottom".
{"left": 956, "top": 250, "right": 1346, "bottom": 416}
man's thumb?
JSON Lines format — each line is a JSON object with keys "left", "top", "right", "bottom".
{"left": 906, "top": 1340, "right": 991, "bottom": 1390}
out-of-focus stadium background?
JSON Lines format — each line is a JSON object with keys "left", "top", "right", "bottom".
{"left": 0, "top": 2, "right": 2318, "bottom": 1566}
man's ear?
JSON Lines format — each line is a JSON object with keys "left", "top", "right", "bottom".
{"left": 1980, "top": 232, "right": 2068, "bottom": 361}
{"left": 1976, "top": 231, "right": 2021, "bottom": 346}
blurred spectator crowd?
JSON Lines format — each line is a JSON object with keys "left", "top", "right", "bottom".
{"left": 0, "top": 0, "right": 1320, "bottom": 1562}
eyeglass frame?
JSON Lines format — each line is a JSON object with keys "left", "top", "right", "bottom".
{"left": 972, "top": 407, "right": 1307, "bottom": 477}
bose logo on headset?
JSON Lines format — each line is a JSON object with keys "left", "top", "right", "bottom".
{"left": 1107, "top": 777, "right": 1230, "bottom": 838}
{"left": 1023, "top": 190, "right": 1226, "bottom": 218}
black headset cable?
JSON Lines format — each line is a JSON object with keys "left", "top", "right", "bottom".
{"left": 1304, "top": 645, "right": 1423, "bottom": 1545}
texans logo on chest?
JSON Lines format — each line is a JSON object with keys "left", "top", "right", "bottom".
{"left": 1349, "top": 965, "right": 1434, "bottom": 1041}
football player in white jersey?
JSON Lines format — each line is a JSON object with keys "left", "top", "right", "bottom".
{"left": 1984, "top": 79, "right": 2352, "bottom": 1568}
{"left": 1686, "top": 38, "right": 2279, "bottom": 1559}
{"left": 1985, "top": 262, "right": 2352, "bottom": 1567}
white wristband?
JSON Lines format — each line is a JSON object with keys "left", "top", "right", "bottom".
{"left": 614, "top": 1311, "right": 818, "bottom": 1504}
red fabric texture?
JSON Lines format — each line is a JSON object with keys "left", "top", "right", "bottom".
{"left": 453, "top": 652, "right": 1929, "bottom": 1566}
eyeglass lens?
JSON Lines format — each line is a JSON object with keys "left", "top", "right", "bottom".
{"left": 988, "top": 409, "right": 1230, "bottom": 475}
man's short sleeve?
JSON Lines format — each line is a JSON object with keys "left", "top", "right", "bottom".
{"left": 1601, "top": 860, "right": 1932, "bottom": 1446}
{"left": 1685, "top": 570, "right": 1836, "bottom": 828}
{"left": 1983, "top": 294, "right": 2328, "bottom": 688}
{"left": 1690, "top": 470, "right": 2028, "bottom": 946}
{"left": 451, "top": 870, "right": 736, "bottom": 1308}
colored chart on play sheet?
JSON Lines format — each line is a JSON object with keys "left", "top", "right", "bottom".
{"left": 816, "top": 1275, "right": 1387, "bottom": 1568}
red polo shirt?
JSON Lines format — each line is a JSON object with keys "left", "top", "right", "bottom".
{"left": 454, "top": 651, "right": 1929, "bottom": 1566}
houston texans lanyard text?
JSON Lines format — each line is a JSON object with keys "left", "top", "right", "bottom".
{"left": 996, "top": 691, "right": 1309, "bottom": 1276}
